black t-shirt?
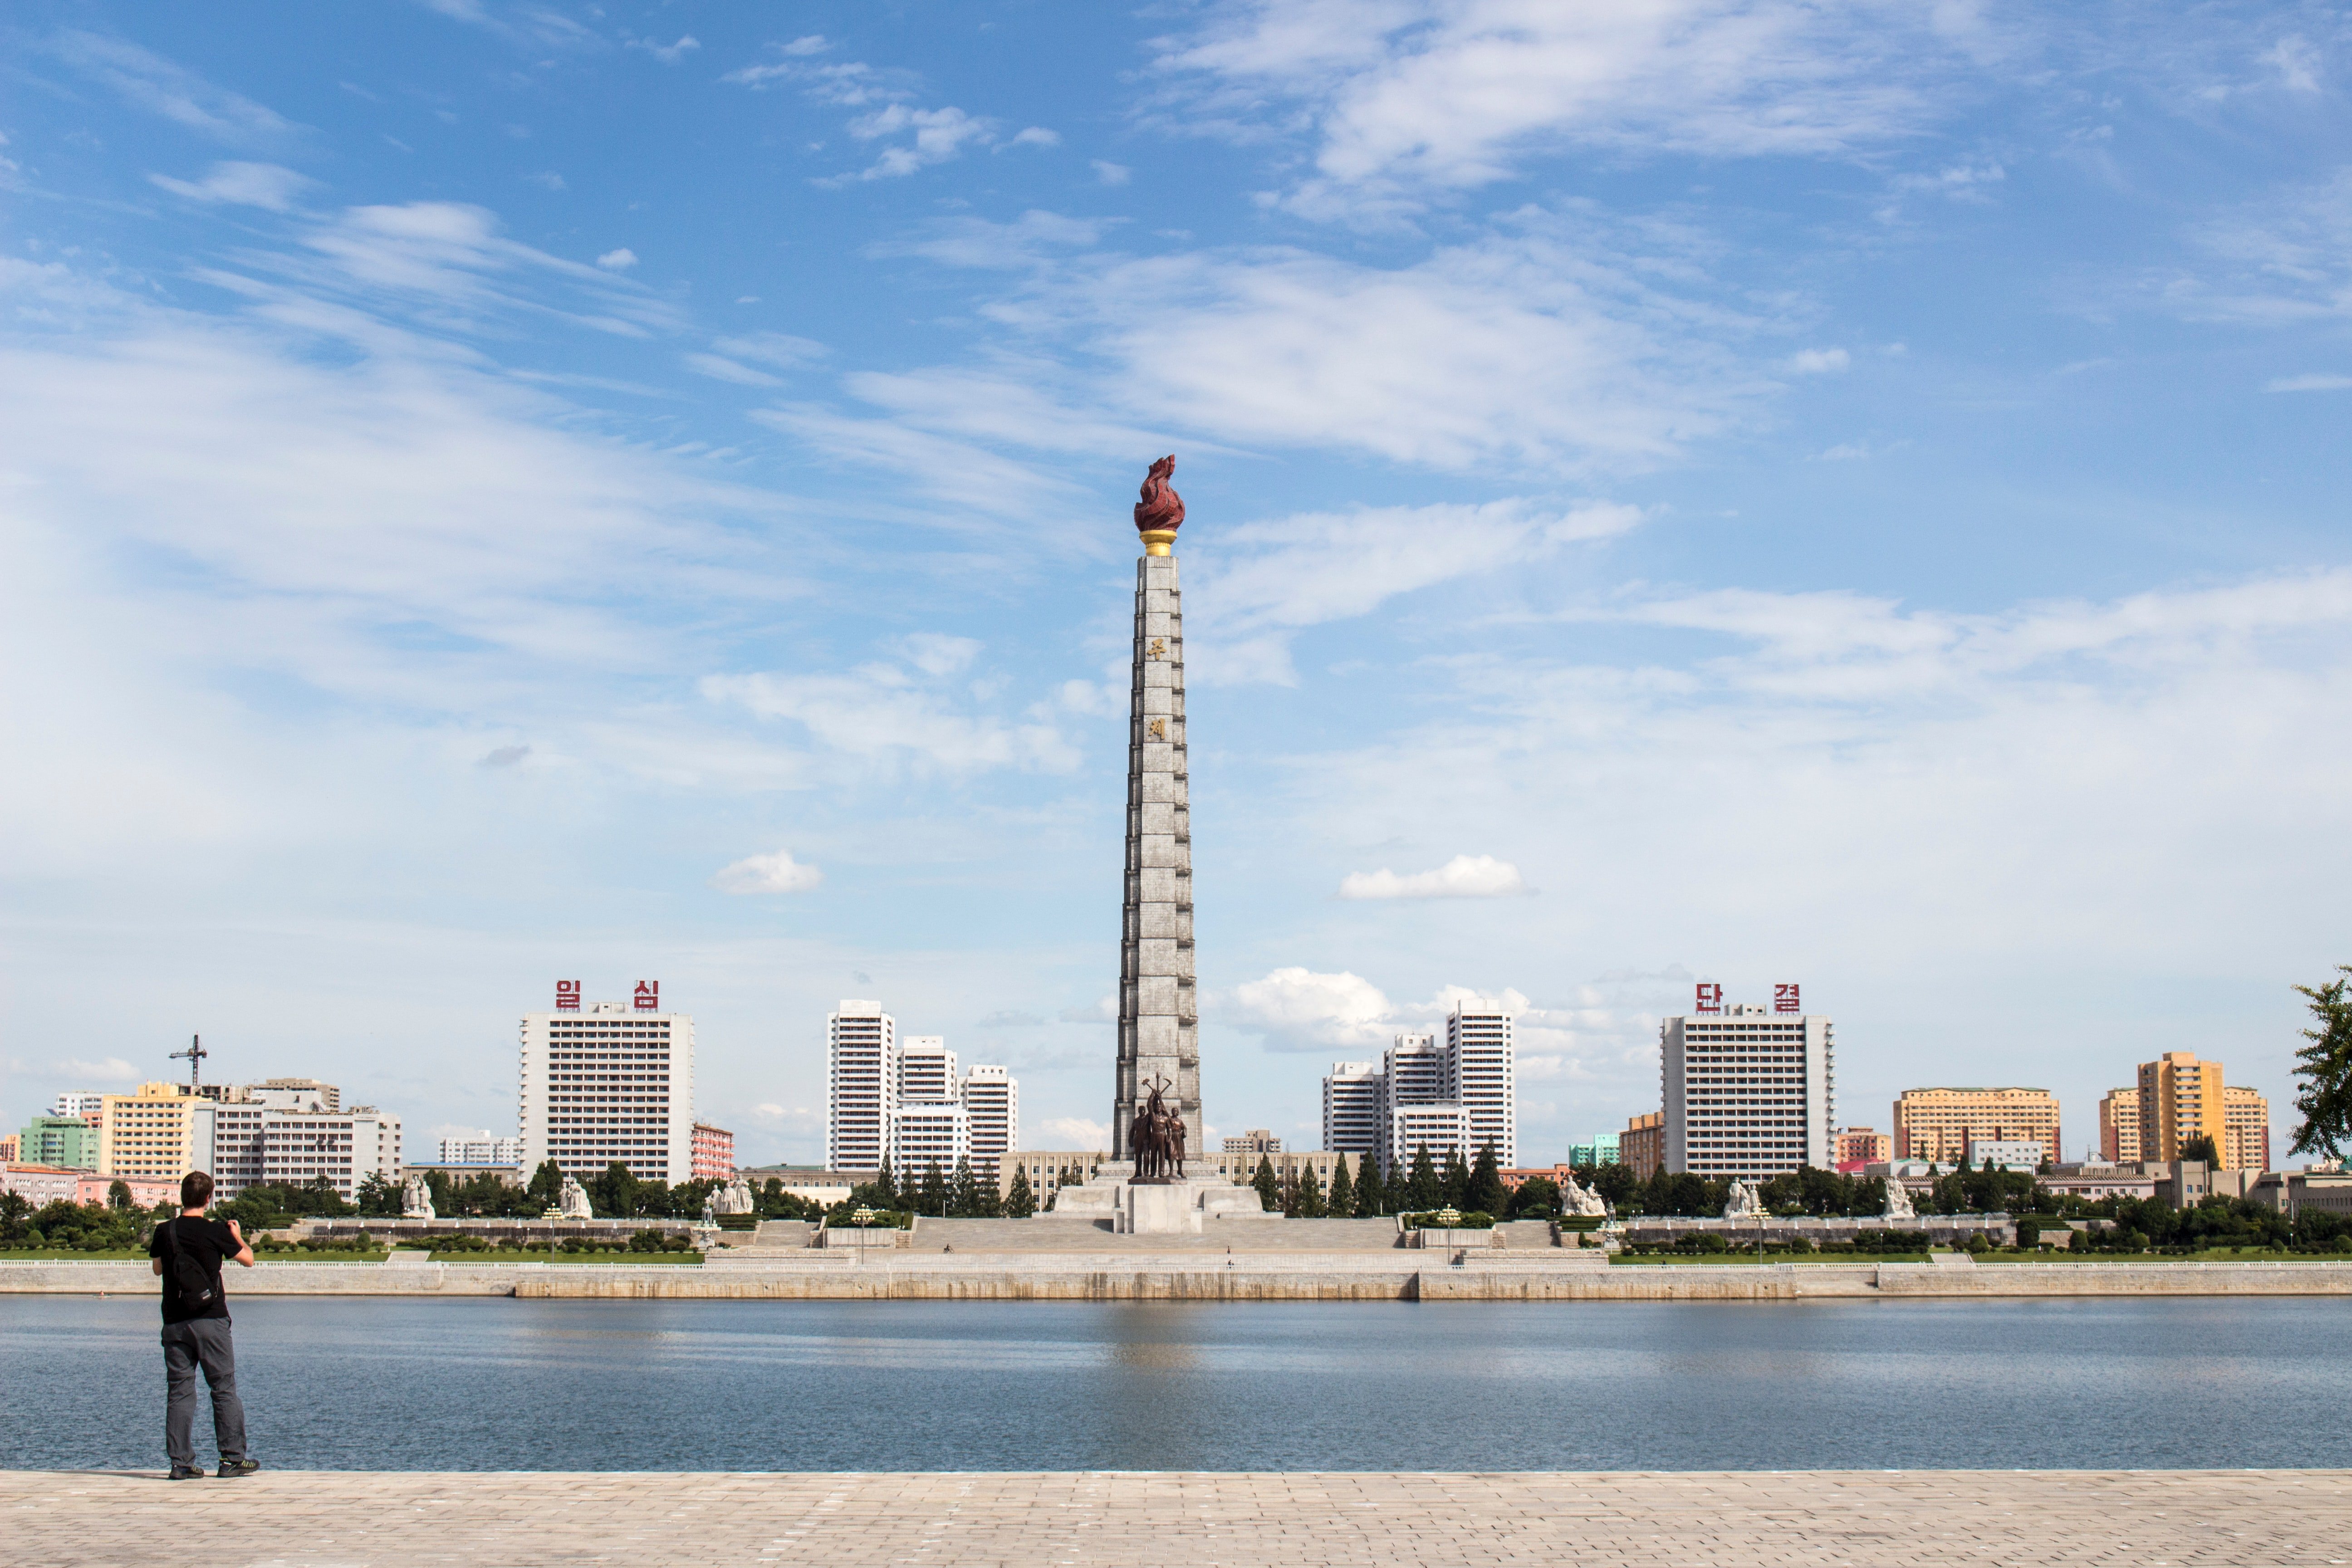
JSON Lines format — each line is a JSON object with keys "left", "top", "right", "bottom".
{"left": 148, "top": 1215, "right": 239, "bottom": 1324}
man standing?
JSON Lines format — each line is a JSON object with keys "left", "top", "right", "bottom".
{"left": 147, "top": 1171, "right": 260, "bottom": 1479}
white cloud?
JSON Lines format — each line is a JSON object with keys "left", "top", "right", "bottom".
{"left": 900, "top": 633, "right": 983, "bottom": 676}
{"left": 1039, "top": 1116, "right": 1111, "bottom": 1148}
{"left": 1091, "top": 160, "right": 1132, "bottom": 185}
{"left": 702, "top": 667, "right": 1079, "bottom": 779}
{"left": 1182, "top": 498, "right": 1645, "bottom": 683}
{"left": 1338, "top": 853, "right": 1528, "bottom": 899}
{"left": 712, "top": 332, "right": 827, "bottom": 369}
{"left": 1789, "top": 347, "right": 1850, "bottom": 373}
{"left": 2175, "top": 171, "right": 2352, "bottom": 327}
{"left": 149, "top": 161, "right": 317, "bottom": 212}
{"left": 711, "top": 849, "right": 824, "bottom": 895}
{"left": 2267, "top": 373, "right": 2352, "bottom": 392}
{"left": 595, "top": 248, "right": 639, "bottom": 271}
{"left": 685, "top": 353, "right": 779, "bottom": 386}
{"left": 1009, "top": 127, "right": 1061, "bottom": 148}
{"left": 1222, "top": 967, "right": 1526, "bottom": 1051}
{"left": 847, "top": 105, "right": 997, "bottom": 179}
{"left": 2266, "top": 34, "right": 2321, "bottom": 93}
{"left": 55, "top": 1056, "right": 140, "bottom": 1083}
{"left": 1151, "top": 1, "right": 1992, "bottom": 218}
{"left": 631, "top": 35, "right": 701, "bottom": 65}
{"left": 56, "top": 31, "right": 297, "bottom": 145}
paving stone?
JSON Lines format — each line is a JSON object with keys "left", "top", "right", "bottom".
{"left": 6, "top": 1470, "right": 2351, "bottom": 1567}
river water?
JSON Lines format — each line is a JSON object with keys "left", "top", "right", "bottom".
{"left": 5, "top": 1295, "right": 2347, "bottom": 1471}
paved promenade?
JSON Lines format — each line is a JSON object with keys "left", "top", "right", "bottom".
{"left": 7, "top": 1468, "right": 2347, "bottom": 1566}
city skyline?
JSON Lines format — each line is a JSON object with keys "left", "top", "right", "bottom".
{"left": 3, "top": 5, "right": 2347, "bottom": 1167}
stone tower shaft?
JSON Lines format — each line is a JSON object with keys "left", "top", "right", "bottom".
{"left": 1113, "top": 552, "right": 1199, "bottom": 1158}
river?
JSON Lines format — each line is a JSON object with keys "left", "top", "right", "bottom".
{"left": 5, "top": 1295, "right": 2345, "bottom": 1471}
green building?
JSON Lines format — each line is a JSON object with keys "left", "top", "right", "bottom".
{"left": 18, "top": 1116, "right": 98, "bottom": 1170}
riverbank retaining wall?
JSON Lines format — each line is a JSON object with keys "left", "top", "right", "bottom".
{"left": 7, "top": 1258, "right": 2352, "bottom": 1300}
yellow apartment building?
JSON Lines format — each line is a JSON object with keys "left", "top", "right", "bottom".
{"left": 2101, "top": 1087, "right": 2142, "bottom": 1162}
{"left": 1891, "top": 1087, "right": 2061, "bottom": 1166}
{"left": 2138, "top": 1052, "right": 2225, "bottom": 1165}
{"left": 97, "top": 1082, "right": 201, "bottom": 1183}
{"left": 2224, "top": 1085, "right": 2270, "bottom": 1172}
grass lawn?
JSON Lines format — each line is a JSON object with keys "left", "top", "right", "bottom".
{"left": 392, "top": 1249, "right": 702, "bottom": 1264}
{"left": 1611, "top": 1253, "right": 1934, "bottom": 1265}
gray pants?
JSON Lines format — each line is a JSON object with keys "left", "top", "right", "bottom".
{"left": 162, "top": 1318, "right": 248, "bottom": 1465}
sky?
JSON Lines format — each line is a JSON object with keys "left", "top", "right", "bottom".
{"left": 2, "top": 1, "right": 2348, "bottom": 1170}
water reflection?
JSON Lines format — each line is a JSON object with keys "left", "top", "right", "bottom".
{"left": 5, "top": 1295, "right": 2348, "bottom": 1473}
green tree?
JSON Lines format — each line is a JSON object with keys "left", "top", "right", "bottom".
{"left": 588, "top": 1161, "right": 640, "bottom": 1220}
{"left": 1354, "top": 1153, "right": 1386, "bottom": 1217}
{"left": 1440, "top": 1148, "right": 1471, "bottom": 1209}
{"left": 2178, "top": 1133, "right": 2220, "bottom": 1166}
{"left": 2292, "top": 965, "right": 2352, "bottom": 1161}
{"left": 356, "top": 1171, "right": 403, "bottom": 1217}
{"left": 951, "top": 1156, "right": 992, "bottom": 1218}
{"left": 107, "top": 1179, "right": 135, "bottom": 1211}
{"left": 1467, "top": 1142, "right": 1508, "bottom": 1215}
{"left": 1405, "top": 1145, "right": 1441, "bottom": 1212}
{"left": 877, "top": 1156, "right": 898, "bottom": 1210}
{"left": 1253, "top": 1156, "right": 1280, "bottom": 1213}
{"left": 1587, "top": 1161, "right": 1637, "bottom": 1211}
{"left": 525, "top": 1159, "right": 565, "bottom": 1210}
{"left": 917, "top": 1160, "right": 950, "bottom": 1217}
{"left": 1325, "top": 1152, "right": 1355, "bottom": 1218}
{"left": 1509, "top": 1176, "right": 1560, "bottom": 1219}
{"left": 1003, "top": 1168, "right": 1036, "bottom": 1219}
{"left": 1296, "top": 1162, "right": 1327, "bottom": 1218}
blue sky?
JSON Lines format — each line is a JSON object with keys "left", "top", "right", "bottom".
{"left": 3, "top": 1, "right": 2348, "bottom": 1167}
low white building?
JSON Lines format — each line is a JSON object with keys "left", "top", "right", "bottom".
{"left": 439, "top": 1134, "right": 523, "bottom": 1166}
{"left": 1389, "top": 1102, "right": 1472, "bottom": 1172}
{"left": 1965, "top": 1138, "right": 2046, "bottom": 1172}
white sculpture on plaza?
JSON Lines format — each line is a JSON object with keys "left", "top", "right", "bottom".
{"left": 715, "top": 1175, "right": 755, "bottom": 1215}
{"left": 1559, "top": 1168, "right": 1609, "bottom": 1219}
{"left": 402, "top": 1172, "right": 435, "bottom": 1220}
{"left": 1882, "top": 1174, "right": 1916, "bottom": 1221}
{"left": 558, "top": 1174, "right": 594, "bottom": 1220}
{"left": 1722, "top": 1177, "right": 1762, "bottom": 1220}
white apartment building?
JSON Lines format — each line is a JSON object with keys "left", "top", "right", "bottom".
{"left": 249, "top": 1078, "right": 338, "bottom": 1112}
{"left": 1661, "top": 1001, "right": 1835, "bottom": 1179}
{"left": 1319, "top": 1007, "right": 1519, "bottom": 1175}
{"left": 1323, "top": 1062, "right": 1384, "bottom": 1157}
{"left": 892, "top": 1102, "right": 968, "bottom": 1180}
{"left": 520, "top": 992, "right": 695, "bottom": 1183}
{"left": 196, "top": 1097, "right": 401, "bottom": 1202}
{"left": 827, "top": 1000, "right": 896, "bottom": 1174}
{"left": 898, "top": 1036, "right": 956, "bottom": 1102}
{"left": 439, "top": 1134, "right": 523, "bottom": 1166}
{"left": 1449, "top": 1004, "right": 1517, "bottom": 1167}
{"left": 960, "top": 1064, "right": 1017, "bottom": 1187}
{"left": 54, "top": 1092, "right": 106, "bottom": 1127}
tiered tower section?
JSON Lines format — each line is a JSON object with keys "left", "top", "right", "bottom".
{"left": 1113, "top": 548, "right": 1200, "bottom": 1158}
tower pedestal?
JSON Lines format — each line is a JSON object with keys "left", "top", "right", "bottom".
{"left": 1049, "top": 1164, "right": 1276, "bottom": 1233}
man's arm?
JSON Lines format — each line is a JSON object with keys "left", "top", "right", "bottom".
{"left": 225, "top": 1218, "right": 256, "bottom": 1268}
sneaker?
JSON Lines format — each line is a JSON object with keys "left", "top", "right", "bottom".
{"left": 168, "top": 1464, "right": 207, "bottom": 1480}
{"left": 216, "top": 1458, "right": 260, "bottom": 1478}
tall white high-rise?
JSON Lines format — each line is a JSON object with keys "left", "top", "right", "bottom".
{"left": 1325, "top": 1015, "right": 1519, "bottom": 1176}
{"left": 1448, "top": 1002, "right": 1516, "bottom": 1167}
{"left": 1322, "top": 1062, "right": 1384, "bottom": 1157}
{"left": 827, "top": 1000, "right": 896, "bottom": 1174}
{"left": 898, "top": 1037, "right": 958, "bottom": 1101}
{"left": 891, "top": 1035, "right": 962, "bottom": 1178}
{"left": 1661, "top": 999, "right": 1834, "bottom": 1178}
{"left": 520, "top": 986, "right": 695, "bottom": 1183}
{"left": 960, "top": 1064, "right": 1017, "bottom": 1187}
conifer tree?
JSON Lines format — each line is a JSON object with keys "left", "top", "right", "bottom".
{"left": 1253, "top": 1155, "right": 1280, "bottom": 1212}
{"left": 1406, "top": 1144, "right": 1441, "bottom": 1213}
{"left": 1468, "top": 1142, "right": 1508, "bottom": 1215}
{"left": 1325, "top": 1153, "right": 1354, "bottom": 1218}
{"left": 1441, "top": 1147, "right": 1472, "bottom": 1209}
{"left": 1297, "top": 1162, "right": 1327, "bottom": 1218}
{"left": 918, "top": 1160, "right": 950, "bottom": 1217}
{"left": 1355, "top": 1152, "right": 1386, "bottom": 1217}
{"left": 877, "top": 1155, "right": 897, "bottom": 1209}
{"left": 950, "top": 1156, "right": 982, "bottom": 1217}
{"left": 1003, "top": 1168, "right": 1036, "bottom": 1219}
